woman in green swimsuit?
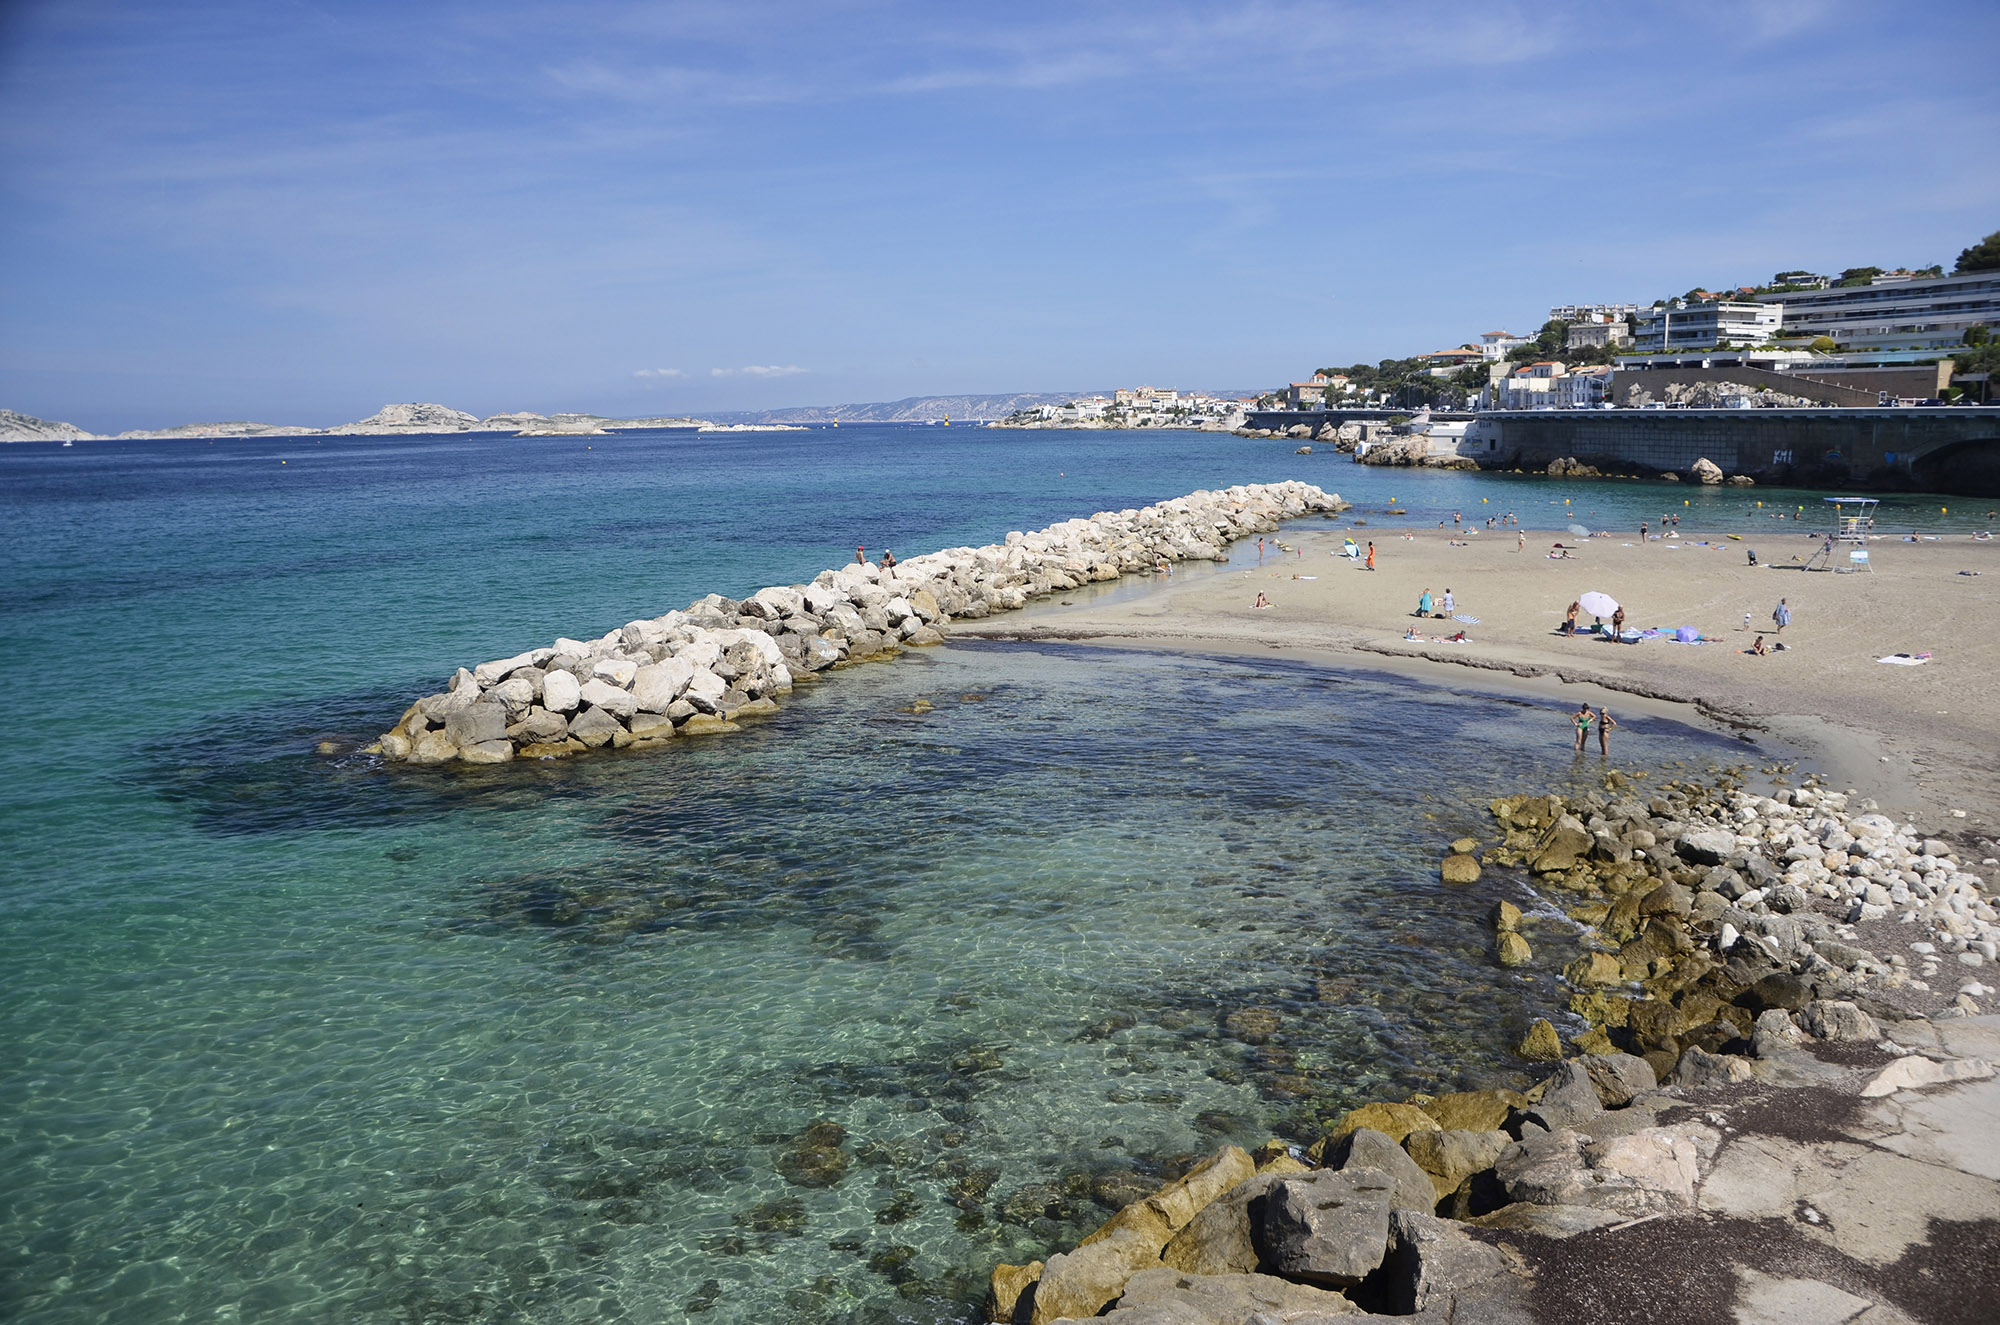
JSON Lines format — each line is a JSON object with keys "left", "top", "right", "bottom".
{"left": 1573, "top": 703, "right": 1594, "bottom": 752}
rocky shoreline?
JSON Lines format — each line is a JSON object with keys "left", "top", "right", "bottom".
{"left": 370, "top": 481, "right": 1349, "bottom": 765}
{"left": 985, "top": 771, "right": 2000, "bottom": 1323}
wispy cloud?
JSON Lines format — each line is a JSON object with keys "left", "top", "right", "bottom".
{"left": 711, "top": 365, "right": 805, "bottom": 378}
{"left": 634, "top": 367, "right": 684, "bottom": 378}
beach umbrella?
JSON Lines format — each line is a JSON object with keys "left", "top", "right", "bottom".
{"left": 1567, "top": 523, "right": 1590, "bottom": 538}
{"left": 1578, "top": 591, "right": 1619, "bottom": 619}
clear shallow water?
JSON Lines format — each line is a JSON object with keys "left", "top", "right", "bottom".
{"left": 5, "top": 428, "right": 1781, "bottom": 1322}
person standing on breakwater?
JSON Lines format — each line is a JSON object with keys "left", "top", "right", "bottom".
{"left": 855, "top": 545, "right": 866, "bottom": 564}
{"left": 1773, "top": 598, "right": 1791, "bottom": 635}
{"left": 1366, "top": 541, "right": 1376, "bottom": 571}
{"left": 1573, "top": 703, "right": 1594, "bottom": 752}
{"left": 1597, "top": 706, "right": 1619, "bottom": 756}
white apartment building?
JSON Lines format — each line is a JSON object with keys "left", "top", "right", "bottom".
{"left": 1566, "top": 321, "right": 1633, "bottom": 351}
{"left": 1754, "top": 271, "right": 2000, "bottom": 351}
{"left": 1498, "top": 361, "right": 1565, "bottom": 409}
{"left": 1549, "top": 303, "right": 1639, "bottom": 324}
{"left": 1480, "top": 330, "right": 1534, "bottom": 361}
{"left": 1555, "top": 365, "right": 1613, "bottom": 408}
{"left": 1632, "top": 300, "right": 1784, "bottom": 352}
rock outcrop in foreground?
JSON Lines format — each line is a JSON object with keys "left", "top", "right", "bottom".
{"left": 374, "top": 482, "right": 1349, "bottom": 766}
{"left": 988, "top": 772, "right": 2000, "bottom": 1322}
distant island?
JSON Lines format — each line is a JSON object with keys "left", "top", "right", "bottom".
{"left": 0, "top": 402, "right": 809, "bottom": 443}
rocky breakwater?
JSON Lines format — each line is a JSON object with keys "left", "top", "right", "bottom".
{"left": 371, "top": 482, "right": 1348, "bottom": 766}
{"left": 985, "top": 770, "right": 2000, "bottom": 1323}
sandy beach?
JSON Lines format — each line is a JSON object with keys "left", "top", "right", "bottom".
{"left": 958, "top": 523, "right": 2000, "bottom": 836}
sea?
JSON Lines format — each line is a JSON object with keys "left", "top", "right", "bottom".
{"left": 0, "top": 426, "right": 1977, "bottom": 1324}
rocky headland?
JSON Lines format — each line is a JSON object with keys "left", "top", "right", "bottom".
{"left": 985, "top": 772, "right": 2000, "bottom": 1323}
{"left": 369, "top": 482, "right": 1349, "bottom": 766}
{"left": 0, "top": 407, "right": 96, "bottom": 442}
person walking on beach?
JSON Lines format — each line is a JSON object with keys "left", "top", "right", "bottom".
{"left": 1366, "top": 541, "right": 1376, "bottom": 571}
{"left": 1517, "top": 529, "right": 1526, "bottom": 553}
{"left": 1772, "top": 598, "right": 1791, "bottom": 634}
{"left": 1597, "top": 706, "right": 1618, "bottom": 755}
{"left": 1573, "top": 703, "right": 1594, "bottom": 752}
{"left": 1640, "top": 521, "right": 1649, "bottom": 541}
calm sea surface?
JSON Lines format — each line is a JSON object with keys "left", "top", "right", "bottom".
{"left": 0, "top": 426, "right": 1944, "bottom": 1323}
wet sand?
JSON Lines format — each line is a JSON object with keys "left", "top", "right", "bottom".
{"left": 957, "top": 524, "right": 2000, "bottom": 835}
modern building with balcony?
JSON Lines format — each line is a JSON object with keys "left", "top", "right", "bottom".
{"left": 1754, "top": 271, "right": 2000, "bottom": 352}
{"left": 1632, "top": 300, "right": 1783, "bottom": 352}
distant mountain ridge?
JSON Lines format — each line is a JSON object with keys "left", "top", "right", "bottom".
{"left": 704, "top": 392, "right": 1096, "bottom": 425}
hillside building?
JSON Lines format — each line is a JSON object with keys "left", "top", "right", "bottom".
{"left": 1754, "top": 270, "right": 2000, "bottom": 352}
{"left": 1633, "top": 300, "right": 1783, "bottom": 352}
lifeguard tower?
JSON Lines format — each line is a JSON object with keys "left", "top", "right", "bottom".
{"left": 1806, "top": 496, "right": 1878, "bottom": 572}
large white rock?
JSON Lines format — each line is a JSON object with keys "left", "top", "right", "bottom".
{"left": 552, "top": 637, "right": 595, "bottom": 659}
{"left": 592, "top": 657, "right": 638, "bottom": 687}
{"left": 1860, "top": 1055, "right": 1994, "bottom": 1098}
{"left": 474, "top": 650, "right": 543, "bottom": 687}
{"left": 802, "top": 584, "right": 848, "bottom": 616}
{"left": 632, "top": 659, "right": 694, "bottom": 711}
{"left": 579, "top": 677, "right": 638, "bottom": 718}
{"left": 541, "top": 670, "right": 582, "bottom": 714}
{"left": 683, "top": 669, "right": 728, "bottom": 710}
{"left": 677, "top": 636, "right": 723, "bottom": 670}
{"left": 715, "top": 627, "right": 783, "bottom": 667}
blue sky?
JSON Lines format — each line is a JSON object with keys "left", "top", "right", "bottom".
{"left": 2, "top": 1, "right": 1996, "bottom": 430}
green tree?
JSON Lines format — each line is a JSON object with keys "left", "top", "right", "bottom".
{"left": 1809, "top": 336, "right": 1837, "bottom": 353}
{"left": 1957, "top": 231, "right": 2000, "bottom": 273}
{"left": 1965, "top": 325, "right": 1991, "bottom": 347}
{"left": 1838, "top": 266, "right": 1883, "bottom": 287}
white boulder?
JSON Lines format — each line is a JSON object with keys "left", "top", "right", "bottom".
{"left": 541, "top": 670, "right": 582, "bottom": 714}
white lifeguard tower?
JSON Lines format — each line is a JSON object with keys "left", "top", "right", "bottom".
{"left": 1807, "top": 496, "right": 1877, "bottom": 572}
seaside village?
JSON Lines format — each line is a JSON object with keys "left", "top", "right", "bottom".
{"left": 1001, "top": 253, "right": 2000, "bottom": 428}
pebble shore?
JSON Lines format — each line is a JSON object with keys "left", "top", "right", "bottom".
{"left": 986, "top": 770, "right": 2000, "bottom": 1323}
{"left": 369, "top": 481, "right": 1348, "bottom": 765}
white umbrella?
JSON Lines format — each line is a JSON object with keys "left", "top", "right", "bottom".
{"left": 1567, "top": 523, "right": 1591, "bottom": 538}
{"left": 1578, "top": 591, "right": 1619, "bottom": 619}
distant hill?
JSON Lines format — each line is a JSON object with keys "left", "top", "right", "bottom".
{"left": 0, "top": 408, "right": 96, "bottom": 442}
{"left": 704, "top": 393, "right": 1097, "bottom": 425}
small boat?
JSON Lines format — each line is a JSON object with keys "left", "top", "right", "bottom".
{"left": 62, "top": 439, "right": 73, "bottom": 447}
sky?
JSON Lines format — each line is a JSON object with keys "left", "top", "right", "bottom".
{"left": 2, "top": 1, "right": 1997, "bottom": 431}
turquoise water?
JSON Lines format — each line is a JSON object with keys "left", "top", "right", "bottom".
{"left": 0, "top": 427, "right": 1834, "bottom": 1322}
